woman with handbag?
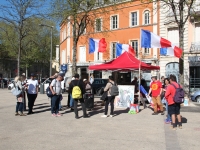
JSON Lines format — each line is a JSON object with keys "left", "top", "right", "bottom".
{"left": 14, "top": 76, "right": 26, "bottom": 116}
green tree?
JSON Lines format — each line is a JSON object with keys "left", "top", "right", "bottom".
{"left": 0, "top": 0, "right": 48, "bottom": 76}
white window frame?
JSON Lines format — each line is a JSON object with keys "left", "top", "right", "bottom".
{"left": 143, "top": 10, "right": 150, "bottom": 25}
{"left": 79, "top": 46, "right": 86, "bottom": 62}
{"left": 95, "top": 18, "right": 102, "bottom": 32}
{"left": 130, "top": 10, "right": 139, "bottom": 27}
{"left": 130, "top": 40, "right": 139, "bottom": 57}
{"left": 110, "top": 42, "right": 117, "bottom": 59}
{"left": 110, "top": 14, "right": 119, "bottom": 30}
{"left": 144, "top": 48, "right": 150, "bottom": 55}
{"left": 94, "top": 52, "right": 102, "bottom": 61}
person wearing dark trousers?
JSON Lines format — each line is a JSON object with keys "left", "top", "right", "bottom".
{"left": 69, "top": 74, "right": 88, "bottom": 119}
{"left": 102, "top": 76, "right": 115, "bottom": 118}
{"left": 50, "top": 73, "right": 64, "bottom": 117}
{"left": 26, "top": 73, "right": 38, "bottom": 115}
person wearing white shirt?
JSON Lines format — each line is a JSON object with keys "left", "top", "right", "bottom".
{"left": 26, "top": 73, "right": 38, "bottom": 115}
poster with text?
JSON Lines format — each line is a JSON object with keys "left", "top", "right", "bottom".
{"left": 114, "top": 85, "right": 135, "bottom": 108}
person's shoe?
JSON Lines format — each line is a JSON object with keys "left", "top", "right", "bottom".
{"left": 165, "top": 119, "right": 170, "bottom": 124}
{"left": 152, "top": 112, "right": 158, "bottom": 115}
{"left": 83, "top": 114, "right": 89, "bottom": 118}
{"left": 52, "top": 113, "right": 56, "bottom": 117}
{"left": 101, "top": 115, "right": 108, "bottom": 118}
{"left": 56, "top": 113, "right": 62, "bottom": 117}
{"left": 27, "top": 112, "right": 32, "bottom": 115}
{"left": 15, "top": 112, "right": 19, "bottom": 116}
{"left": 75, "top": 116, "right": 79, "bottom": 119}
{"left": 20, "top": 113, "right": 26, "bottom": 116}
{"left": 161, "top": 112, "right": 165, "bottom": 115}
{"left": 71, "top": 108, "right": 74, "bottom": 111}
{"left": 172, "top": 127, "right": 177, "bottom": 130}
{"left": 178, "top": 125, "right": 182, "bottom": 129}
{"left": 109, "top": 115, "right": 113, "bottom": 118}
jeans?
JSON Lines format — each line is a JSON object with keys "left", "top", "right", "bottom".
{"left": 165, "top": 101, "right": 171, "bottom": 121}
{"left": 59, "top": 101, "right": 62, "bottom": 110}
{"left": 73, "top": 99, "right": 87, "bottom": 117}
{"left": 51, "top": 95, "right": 60, "bottom": 114}
{"left": 27, "top": 93, "right": 37, "bottom": 113}
{"left": 16, "top": 102, "right": 23, "bottom": 112}
{"left": 70, "top": 94, "right": 74, "bottom": 107}
{"left": 105, "top": 96, "right": 115, "bottom": 115}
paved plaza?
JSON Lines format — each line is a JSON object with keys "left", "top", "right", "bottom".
{"left": 0, "top": 89, "right": 200, "bottom": 150}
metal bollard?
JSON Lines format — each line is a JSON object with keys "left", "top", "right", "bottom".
{"left": 40, "top": 83, "right": 44, "bottom": 94}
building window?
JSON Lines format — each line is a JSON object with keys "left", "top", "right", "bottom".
{"left": 144, "top": 48, "right": 150, "bottom": 55}
{"left": 131, "top": 12, "right": 138, "bottom": 26}
{"left": 95, "top": 18, "right": 102, "bottom": 32}
{"left": 130, "top": 40, "right": 138, "bottom": 57}
{"left": 95, "top": 52, "right": 102, "bottom": 61}
{"left": 111, "top": 15, "right": 118, "bottom": 29}
{"left": 111, "top": 42, "right": 117, "bottom": 58}
{"left": 144, "top": 10, "right": 150, "bottom": 25}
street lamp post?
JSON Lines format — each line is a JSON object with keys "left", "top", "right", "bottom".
{"left": 39, "top": 24, "right": 54, "bottom": 77}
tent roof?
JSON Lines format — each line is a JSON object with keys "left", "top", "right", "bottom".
{"left": 89, "top": 52, "right": 160, "bottom": 71}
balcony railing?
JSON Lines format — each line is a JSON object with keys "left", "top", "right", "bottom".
{"left": 190, "top": 42, "right": 200, "bottom": 52}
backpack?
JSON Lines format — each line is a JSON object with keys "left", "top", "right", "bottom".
{"left": 109, "top": 82, "right": 119, "bottom": 96}
{"left": 171, "top": 83, "right": 184, "bottom": 104}
{"left": 72, "top": 80, "right": 82, "bottom": 99}
{"left": 46, "top": 80, "right": 56, "bottom": 97}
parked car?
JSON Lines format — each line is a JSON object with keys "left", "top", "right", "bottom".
{"left": 191, "top": 90, "right": 200, "bottom": 103}
{"left": 92, "top": 78, "right": 108, "bottom": 95}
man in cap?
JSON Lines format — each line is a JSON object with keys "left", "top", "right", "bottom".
{"left": 148, "top": 74, "right": 164, "bottom": 115}
{"left": 26, "top": 73, "right": 39, "bottom": 115}
{"left": 50, "top": 73, "right": 64, "bottom": 117}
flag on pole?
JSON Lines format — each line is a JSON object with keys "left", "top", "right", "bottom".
{"left": 141, "top": 29, "right": 183, "bottom": 58}
{"left": 160, "top": 46, "right": 182, "bottom": 58}
{"left": 89, "top": 38, "right": 107, "bottom": 53}
{"left": 116, "top": 43, "right": 135, "bottom": 56}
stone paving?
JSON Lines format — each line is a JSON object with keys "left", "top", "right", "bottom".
{"left": 0, "top": 89, "right": 200, "bottom": 150}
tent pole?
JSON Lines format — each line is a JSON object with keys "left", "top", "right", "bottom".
{"left": 138, "top": 59, "right": 141, "bottom": 108}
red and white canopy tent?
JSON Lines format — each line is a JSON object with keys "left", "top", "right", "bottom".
{"left": 89, "top": 52, "right": 160, "bottom": 71}
{"left": 89, "top": 52, "right": 160, "bottom": 105}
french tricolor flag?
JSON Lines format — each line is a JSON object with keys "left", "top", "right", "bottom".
{"left": 141, "top": 29, "right": 182, "bottom": 58}
{"left": 160, "top": 46, "right": 182, "bottom": 58}
{"left": 116, "top": 43, "right": 135, "bottom": 57}
{"left": 89, "top": 38, "right": 107, "bottom": 53}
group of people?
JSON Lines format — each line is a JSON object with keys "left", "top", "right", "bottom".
{"left": 148, "top": 74, "right": 182, "bottom": 130}
{"left": 14, "top": 73, "right": 38, "bottom": 116}
{"left": 13, "top": 72, "right": 183, "bottom": 129}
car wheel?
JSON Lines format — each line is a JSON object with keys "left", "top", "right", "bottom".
{"left": 196, "top": 96, "right": 200, "bottom": 103}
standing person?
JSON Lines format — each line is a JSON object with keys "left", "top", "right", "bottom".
{"left": 83, "top": 79, "right": 92, "bottom": 94}
{"left": 69, "top": 74, "right": 88, "bottom": 119}
{"left": 131, "top": 77, "right": 138, "bottom": 93}
{"left": 14, "top": 76, "right": 26, "bottom": 116}
{"left": 50, "top": 73, "right": 64, "bottom": 117}
{"left": 26, "top": 73, "right": 39, "bottom": 115}
{"left": 161, "top": 76, "right": 165, "bottom": 87}
{"left": 163, "top": 78, "right": 171, "bottom": 124}
{"left": 21, "top": 73, "right": 27, "bottom": 111}
{"left": 148, "top": 75, "right": 164, "bottom": 115}
{"left": 101, "top": 76, "right": 116, "bottom": 118}
{"left": 89, "top": 73, "right": 94, "bottom": 84}
{"left": 165, "top": 75, "right": 182, "bottom": 130}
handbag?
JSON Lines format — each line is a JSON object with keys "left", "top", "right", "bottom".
{"left": 100, "top": 91, "right": 108, "bottom": 101}
{"left": 11, "top": 83, "right": 22, "bottom": 96}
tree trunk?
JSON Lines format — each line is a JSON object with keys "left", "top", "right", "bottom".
{"left": 17, "top": 41, "right": 21, "bottom": 76}
{"left": 178, "top": 25, "right": 184, "bottom": 86}
{"left": 72, "top": 40, "right": 77, "bottom": 76}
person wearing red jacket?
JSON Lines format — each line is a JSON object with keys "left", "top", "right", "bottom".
{"left": 148, "top": 75, "right": 164, "bottom": 115}
{"left": 165, "top": 75, "right": 182, "bottom": 130}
